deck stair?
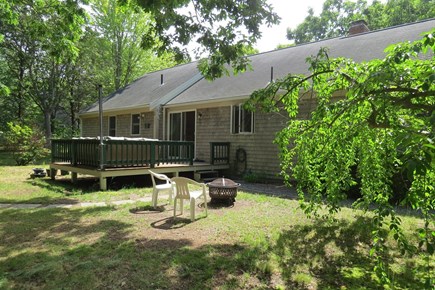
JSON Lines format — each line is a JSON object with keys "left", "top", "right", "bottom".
{"left": 194, "top": 170, "right": 219, "bottom": 182}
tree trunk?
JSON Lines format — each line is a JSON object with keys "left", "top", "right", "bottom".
{"left": 70, "top": 99, "right": 77, "bottom": 134}
{"left": 44, "top": 109, "right": 52, "bottom": 148}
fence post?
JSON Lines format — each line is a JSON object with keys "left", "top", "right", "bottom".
{"left": 51, "top": 140, "right": 55, "bottom": 163}
{"left": 72, "top": 139, "right": 77, "bottom": 166}
{"left": 150, "top": 142, "right": 156, "bottom": 168}
{"left": 189, "top": 142, "right": 194, "bottom": 165}
{"left": 100, "top": 143, "right": 106, "bottom": 169}
{"left": 210, "top": 142, "right": 215, "bottom": 165}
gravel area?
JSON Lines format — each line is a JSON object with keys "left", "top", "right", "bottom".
{"left": 237, "top": 180, "right": 298, "bottom": 199}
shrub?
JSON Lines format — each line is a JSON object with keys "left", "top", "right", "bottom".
{"left": 3, "top": 122, "right": 50, "bottom": 165}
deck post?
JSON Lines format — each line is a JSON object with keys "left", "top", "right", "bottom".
{"left": 50, "top": 143, "right": 55, "bottom": 164}
{"left": 100, "top": 176, "right": 107, "bottom": 191}
{"left": 98, "top": 84, "right": 105, "bottom": 170}
{"left": 50, "top": 168, "right": 57, "bottom": 180}
{"left": 210, "top": 143, "right": 215, "bottom": 165}
{"left": 71, "top": 172, "right": 78, "bottom": 184}
{"left": 72, "top": 139, "right": 77, "bottom": 166}
{"left": 189, "top": 142, "right": 194, "bottom": 165}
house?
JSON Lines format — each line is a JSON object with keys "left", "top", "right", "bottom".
{"left": 69, "top": 19, "right": 435, "bottom": 188}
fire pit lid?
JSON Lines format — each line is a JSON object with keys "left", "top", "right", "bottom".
{"left": 207, "top": 177, "right": 240, "bottom": 188}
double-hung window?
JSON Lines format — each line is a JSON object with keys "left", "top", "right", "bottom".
{"left": 131, "top": 114, "right": 140, "bottom": 135}
{"left": 231, "top": 104, "right": 254, "bottom": 134}
{"left": 108, "top": 116, "right": 116, "bottom": 136}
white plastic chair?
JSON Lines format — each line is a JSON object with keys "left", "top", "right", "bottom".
{"left": 149, "top": 170, "right": 173, "bottom": 208}
{"left": 171, "top": 177, "right": 208, "bottom": 221}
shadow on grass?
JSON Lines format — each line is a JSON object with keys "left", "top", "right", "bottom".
{"left": 0, "top": 206, "right": 260, "bottom": 289}
{"left": 207, "top": 200, "right": 235, "bottom": 209}
{"left": 130, "top": 204, "right": 166, "bottom": 213}
{"left": 274, "top": 216, "right": 426, "bottom": 289}
{"left": 26, "top": 174, "right": 155, "bottom": 191}
{"left": 0, "top": 207, "right": 427, "bottom": 289}
{"left": 0, "top": 175, "right": 154, "bottom": 205}
{"left": 150, "top": 216, "right": 192, "bottom": 230}
{"left": 0, "top": 177, "right": 101, "bottom": 205}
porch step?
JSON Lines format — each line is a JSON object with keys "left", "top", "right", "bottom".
{"left": 194, "top": 170, "right": 219, "bottom": 182}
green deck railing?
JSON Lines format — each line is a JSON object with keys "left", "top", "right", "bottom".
{"left": 210, "top": 142, "right": 230, "bottom": 165}
{"left": 51, "top": 139, "right": 195, "bottom": 169}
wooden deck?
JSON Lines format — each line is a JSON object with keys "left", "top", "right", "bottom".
{"left": 50, "top": 162, "right": 230, "bottom": 190}
{"left": 50, "top": 138, "right": 231, "bottom": 190}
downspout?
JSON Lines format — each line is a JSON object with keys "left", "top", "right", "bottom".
{"left": 98, "top": 84, "right": 105, "bottom": 170}
{"left": 163, "top": 106, "right": 167, "bottom": 140}
{"left": 153, "top": 105, "right": 162, "bottom": 139}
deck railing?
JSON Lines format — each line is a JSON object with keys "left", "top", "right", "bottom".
{"left": 51, "top": 138, "right": 195, "bottom": 169}
{"left": 210, "top": 142, "right": 230, "bottom": 165}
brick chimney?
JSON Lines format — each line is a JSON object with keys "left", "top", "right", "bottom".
{"left": 348, "top": 20, "right": 370, "bottom": 36}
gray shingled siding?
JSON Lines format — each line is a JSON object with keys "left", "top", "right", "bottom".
{"left": 81, "top": 112, "right": 154, "bottom": 138}
{"left": 81, "top": 117, "right": 105, "bottom": 137}
{"left": 194, "top": 97, "right": 317, "bottom": 179}
{"left": 195, "top": 107, "right": 230, "bottom": 162}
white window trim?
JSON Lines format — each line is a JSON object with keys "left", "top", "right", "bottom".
{"left": 231, "top": 104, "right": 254, "bottom": 134}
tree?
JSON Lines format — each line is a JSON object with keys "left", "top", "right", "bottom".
{"left": 0, "top": 0, "right": 86, "bottom": 143}
{"left": 248, "top": 30, "right": 434, "bottom": 287}
{"left": 287, "top": 0, "right": 435, "bottom": 44}
{"left": 287, "top": 0, "right": 368, "bottom": 44}
{"left": 57, "top": 29, "right": 100, "bottom": 137}
{"left": 383, "top": 0, "right": 435, "bottom": 26}
{"left": 1, "top": 0, "right": 279, "bottom": 141}
{"left": 275, "top": 43, "right": 295, "bottom": 50}
{"left": 89, "top": 0, "right": 176, "bottom": 91}
{"left": 136, "top": 0, "right": 280, "bottom": 79}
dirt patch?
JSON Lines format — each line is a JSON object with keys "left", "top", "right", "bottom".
{"left": 129, "top": 199, "right": 255, "bottom": 249}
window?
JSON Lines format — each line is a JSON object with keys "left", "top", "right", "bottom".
{"left": 232, "top": 104, "right": 254, "bottom": 134}
{"left": 131, "top": 114, "right": 140, "bottom": 135}
{"left": 108, "top": 116, "right": 116, "bottom": 137}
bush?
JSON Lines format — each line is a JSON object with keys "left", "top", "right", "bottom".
{"left": 3, "top": 122, "right": 50, "bottom": 165}
{"left": 243, "top": 170, "right": 268, "bottom": 183}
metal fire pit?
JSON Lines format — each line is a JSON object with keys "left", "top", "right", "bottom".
{"left": 31, "top": 168, "right": 46, "bottom": 178}
{"left": 207, "top": 178, "right": 240, "bottom": 204}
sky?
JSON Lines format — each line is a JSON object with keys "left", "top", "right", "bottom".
{"left": 255, "top": 0, "right": 326, "bottom": 52}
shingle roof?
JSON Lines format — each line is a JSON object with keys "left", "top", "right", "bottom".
{"left": 168, "top": 18, "right": 434, "bottom": 106}
{"left": 81, "top": 61, "right": 200, "bottom": 114}
{"left": 81, "top": 18, "right": 434, "bottom": 114}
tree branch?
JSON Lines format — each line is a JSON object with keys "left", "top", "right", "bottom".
{"left": 277, "top": 70, "right": 334, "bottom": 104}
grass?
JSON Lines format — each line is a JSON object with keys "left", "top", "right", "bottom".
{"left": 0, "top": 162, "right": 433, "bottom": 289}
{"left": 0, "top": 164, "right": 152, "bottom": 204}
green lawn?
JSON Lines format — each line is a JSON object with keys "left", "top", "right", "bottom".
{"left": 0, "top": 163, "right": 432, "bottom": 289}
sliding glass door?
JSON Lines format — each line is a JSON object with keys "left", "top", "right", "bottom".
{"left": 169, "top": 111, "right": 195, "bottom": 157}
{"left": 169, "top": 111, "right": 195, "bottom": 142}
